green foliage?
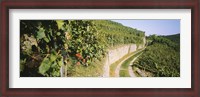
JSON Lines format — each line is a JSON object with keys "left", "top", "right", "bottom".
{"left": 38, "top": 52, "right": 63, "bottom": 77}
{"left": 66, "top": 20, "right": 105, "bottom": 66}
{"left": 20, "top": 20, "right": 67, "bottom": 77}
{"left": 162, "top": 34, "right": 180, "bottom": 44}
{"left": 147, "top": 34, "right": 179, "bottom": 51}
{"left": 119, "top": 50, "right": 144, "bottom": 77}
{"left": 39, "top": 56, "right": 51, "bottom": 75}
{"left": 36, "top": 27, "right": 46, "bottom": 40}
{"left": 56, "top": 20, "right": 65, "bottom": 30}
{"left": 20, "top": 20, "right": 146, "bottom": 77}
{"left": 93, "top": 20, "right": 145, "bottom": 47}
{"left": 133, "top": 35, "right": 180, "bottom": 77}
{"left": 66, "top": 57, "right": 104, "bottom": 77}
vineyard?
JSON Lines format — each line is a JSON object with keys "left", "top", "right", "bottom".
{"left": 20, "top": 20, "right": 145, "bottom": 77}
{"left": 20, "top": 20, "right": 180, "bottom": 77}
{"left": 132, "top": 34, "right": 180, "bottom": 77}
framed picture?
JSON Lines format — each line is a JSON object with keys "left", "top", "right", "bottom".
{"left": 1, "top": 0, "right": 199, "bottom": 97}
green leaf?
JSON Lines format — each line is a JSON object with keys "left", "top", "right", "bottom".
{"left": 51, "top": 62, "right": 57, "bottom": 68}
{"left": 44, "top": 37, "right": 49, "bottom": 43}
{"left": 58, "top": 56, "right": 63, "bottom": 66}
{"left": 57, "top": 32, "right": 61, "bottom": 36}
{"left": 39, "top": 57, "right": 51, "bottom": 75}
{"left": 52, "top": 71, "right": 60, "bottom": 77}
{"left": 36, "top": 28, "right": 46, "bottom": 40}
{"left": 56, "top": 20, "right": 64, "bottom": 30}
{"left": 87, "top": 26, "right": 90, "bottom": 31}
{"left": 155, "top": 63, "right": 158, "bottom": 69}
{"left": 50, "top": 54, "right": 57, "bottom": 62}
{"left": 58, "top": 60, "right": 63, "bottom": 66}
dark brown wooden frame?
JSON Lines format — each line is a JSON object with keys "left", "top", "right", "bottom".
{"left": 0, "top": 0, "right": 199, "bottom": 97}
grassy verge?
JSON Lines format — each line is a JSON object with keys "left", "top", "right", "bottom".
{"left": 109, "top": 44, "right": 133, "bottom": 77}
{"left": 110, "top": 59, "right": 124, "bottom": 77}
{"left": 109, "top": 48, "right": 145, "bottom": 77}
{"left": 67, "top": 57, "right": 105, "bottom": 77}
{"left": 109, "top": 51, "right": 138, "bottom": 77}
{"left": 119, "top": 51, "right": 143, "bottom": 77}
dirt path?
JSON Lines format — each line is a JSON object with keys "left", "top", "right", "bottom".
{"left": 115, "top": 48, "right": 145, "bottom": 77}
{"left": 114, "top": 53, "right": 134, "bottom": 77}
{"left": 128, "top": 52, "right": 143, "bottom": 77}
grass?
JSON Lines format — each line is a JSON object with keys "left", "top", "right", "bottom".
{"left": 109, "top": 48, "right": 145, "bottom": 77}
{"left": 109, "top": 51, "right": 138, "bottom": 77}
{"left": 119, "top": 70, "right": 128, "bottom": 77}
{"left": 119, "top": 51, "right": 143, "bottom": 77}
{"left": 66, "top": 46, "right": 145, "bottom": 77}
{"left": 67, "top": 57, "right": 105, "bottom": 77}
{"left": 110, "top": 58, "right": 124, "bottom": 77}
{"left": 109, "top": 44, "right": 135, "bottom": 77}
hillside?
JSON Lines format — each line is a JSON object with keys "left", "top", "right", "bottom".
{"left": 132, "top": 34, "right": 180, "bottom": 77}
{"left": 93, "top": 20, "right": 145, "bottom": 47}
{"left": 20, "top": 20, "right": 146, "bottom": 77}
{"left": 162, "top": 34, "right": 180, "bottom": 44}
